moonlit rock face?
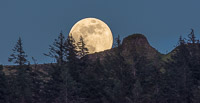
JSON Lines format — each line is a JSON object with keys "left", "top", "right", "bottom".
{"left": 69, "top": 18, "right": 113, "bottom": 54}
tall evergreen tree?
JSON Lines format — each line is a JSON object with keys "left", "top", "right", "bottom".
{"left": 8, "top": 37, "right": 32, "bottom": 103}
{"left": 43, "top": 33, "right": 81, "bottom": 103}
{"left": 77, "top": 36, "right": 89, "bottom": 58}
{"left": 65, "top": 34, "right": 87, "bottom": 102}
{"left": 44, "top": 32, "right": 66, "bottom": 65}
{"left": 188, "top": 29, "right": 197, "bottom": 44}
{"left": 65, "top": 34, "right": 80, "bottom": 79}
{"left": 8, "top": 37, "right": 28, "bottom": 66}
{"left": 114, "top": 34, "right": 121, "bottom": 47}
{"left": 66, "top": 34, "right": 78, "bottom": 63}
{"left": 43, "top": 32, "right": 70, "bottom": 103}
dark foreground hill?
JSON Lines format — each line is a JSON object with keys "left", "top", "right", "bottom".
{"left": 1, "top": 33, "right": 200, "bottom": 103}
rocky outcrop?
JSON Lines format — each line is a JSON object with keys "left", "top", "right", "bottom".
{"left": 121, "top": 34, "right": 161, "bottom": 64}
{"left": 87, "top": 34, "right": 161, "bottom": 64}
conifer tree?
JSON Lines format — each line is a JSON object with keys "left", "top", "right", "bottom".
{"left": 66, "top": 34, "right": 78, "bottom": 63}
{"left": 43, "top": 32, "right": 70, "bottom": 103}
{"left": 8, "top": 37, "right": 32, "bottom": 103}
{"left": 65, "top": 34, "right": 80, "bottom": 82}
{"left": 43, "top": 33, "right": 80, "bottom": 103}
{"left": 65, "top": 34, "right": 79, "bottom": 79}
{"left": 65, "top": 34, "right": 83, "bottom": 101}
{"left": 188, "top": 29, "right": 197, "bottom": 44}
{"left": 8, "top": 37, "right": 28, "bottom": 66}
{"left": 77, "top": 36, "right": 89, "bottom": 58}
{"left": 115, "top": 34, "right": 121, "bottom": 47}
{"left": 44, "top": 32, "right": 66, "bottom": 65}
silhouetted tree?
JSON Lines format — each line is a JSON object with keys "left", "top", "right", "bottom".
{"left": 188, "top": 29, "right": 197, "bottom": 44}
{"left": 66, "top": 34, "right": 78, "bottom": 63}
{"left": 43, "top": 32, "right": 69, "bottom": 103}
{"left": 8, "top": 37, "right": 28, "bottom": 66}
{"left": 64, "top": 34, "right": 84, "bottom": 102}
{"left": 115, "top": 35, "right": 121, "bottom": 47}
{"left": 44, "top": 32, "right": 66, "bottom": 65}
{"left": 65, "top": 34, "right": 80, "bottom": 80}
{"left": 43, "top": 33, "right": 81, "bottom": 103}
{"left": 8, "top": 37, "right": 32, "bottom": 103}
{"left": 77, "top": 36, "right": 89, "bottom": 58}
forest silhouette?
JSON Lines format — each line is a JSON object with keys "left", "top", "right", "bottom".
{"left": 0, "top": 29, "right": 200, "bottom": 103}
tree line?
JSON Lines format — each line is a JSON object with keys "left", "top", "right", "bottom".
{"left": 0, "top": 32, "right": 90, "bottom": 103}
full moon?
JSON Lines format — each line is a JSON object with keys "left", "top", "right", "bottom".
{"left": 69, "top": 18, "right": 113, "bottom": 54}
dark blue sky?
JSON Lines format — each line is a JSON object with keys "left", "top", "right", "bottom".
{"left": 1, "top": 0, "right": 200, "bottom": 65}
